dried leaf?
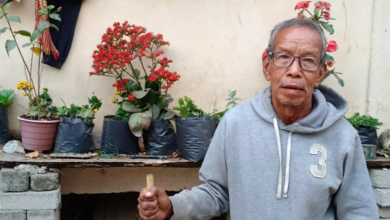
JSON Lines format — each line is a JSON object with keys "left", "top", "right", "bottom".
{"left": 385, "top": 154, "right": 389, "bottom": 159}
{"left": 25, "top": 151, "right": 39, "bottom": 158}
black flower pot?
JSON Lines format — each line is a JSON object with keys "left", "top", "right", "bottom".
{"left": 54, "top": 118, "right": 94, "bottom": 153}
{"left": 0, "top": 106, "right": 10, "bottom": 145}
{"left": 144, "top": 118, "right": 178, "bottom": 156}
{"left": 357, "top": 126, "right": 378, "bottom": 145}
{"left": 101, "top": 116, "right": 138, "bottom": 156}
{"left": 175, "top": 116, "right": 217, "bottom": 162}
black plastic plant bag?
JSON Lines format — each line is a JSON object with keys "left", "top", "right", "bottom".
{"left": 358, "top": 126, "right": 378, "bottom": 145}
{"left": 0, "top": 106, "right": 9, "bottom": 145}
{"left": 101, "top": 116, "right": 138, "bottom": 156}
{"left": 176, "top": 116, "right": 217, "bottom": 162}
{"left": 54, "top": 118, "right": 94, "bottom": 153}
{"left": 144, "top": 118, "right": 177, "bottom": 156}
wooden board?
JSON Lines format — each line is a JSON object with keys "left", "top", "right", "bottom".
{"left": 0, "top": 153, "right": 202, "bottom": 169}
{"left": 366, "top": 157, "right": 390, "bottom": 168}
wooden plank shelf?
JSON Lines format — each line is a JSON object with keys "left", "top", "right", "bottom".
{"left": 0, "top": 153, "right": 202, "bottom": 169}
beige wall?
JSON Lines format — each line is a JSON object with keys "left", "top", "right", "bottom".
{"left": 0, "top": 0, "right": 389, "bottom": 141}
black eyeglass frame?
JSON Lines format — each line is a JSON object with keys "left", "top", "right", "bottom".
{"left": 268, "top": 51, "right": 325, "bottom": 71}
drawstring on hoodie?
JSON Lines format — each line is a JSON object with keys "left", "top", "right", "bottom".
{"left": 273, "top": 116, "right": 292, "bottom": 199}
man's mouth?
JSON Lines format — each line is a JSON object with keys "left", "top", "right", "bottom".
{"left": 282, "top": 85, "right": 304, "bottom": 91}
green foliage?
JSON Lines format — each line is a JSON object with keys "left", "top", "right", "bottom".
{"left": 173, "top": 96, "right": 207, "bottom": 118}
{"left": 345, "top": 113, "right": 383, "bottom": 129}
{"left": 28, "top": 88, "right": 57, "bottom": 120}
{"left": 115, "top": 106, "right": 130, "bottom": 121}
{"left": 56, "top": 95, "right": 102, "bottom": 125}
{"left": 0, "top": 89, "right": 14, "bottom": 106}
{"left": 212, "top": 90, "right": 242, "bottom": 124}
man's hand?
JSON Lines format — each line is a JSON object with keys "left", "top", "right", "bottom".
{"left": 138, "top": 187, "right": 173, "bottom": 220}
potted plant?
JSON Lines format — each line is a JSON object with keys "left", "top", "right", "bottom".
{"left": 212, "top": 90, "right": 241, "bottom": 124}
{"left": 90, "top": 21, "right": 180, "bottom": 155}
{"left": 1, "top": 2, "right": 62, "bottom": 152}
{"left": 173, "top": 97, "right": 217, "bottom": 162}
{"left": 0, "top": 89, "right": 14, "bottom": 145}
{"left": 346, "top": 113, "right": 383, "bottom": 145}
{"left": 54, "top": 95, "right": 102, "bottom": 153}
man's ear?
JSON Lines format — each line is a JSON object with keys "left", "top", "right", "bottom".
{"left": 315, "top": 63, "right": 327, "bottom": 87}
{"left": 263, "top": 56, "right": 271, "bottom": 82}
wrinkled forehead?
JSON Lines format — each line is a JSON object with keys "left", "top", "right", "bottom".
{"left": 273, "top": 26, "right": 323, "bottom": 56}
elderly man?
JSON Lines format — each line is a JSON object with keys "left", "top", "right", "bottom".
{"left": 137, "top": 18, "right": 378, "bottom": 220}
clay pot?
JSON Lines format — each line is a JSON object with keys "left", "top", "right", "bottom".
{"left": 18, "top": 116, "right": 59, "bottom": 152}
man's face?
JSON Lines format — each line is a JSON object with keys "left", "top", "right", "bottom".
{"left": 262, "top": 26, "right": 326, "bottom": 106}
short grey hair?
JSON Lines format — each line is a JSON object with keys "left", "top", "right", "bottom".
{"left": 267, "top": 18, "right": 327, "bottom": 64}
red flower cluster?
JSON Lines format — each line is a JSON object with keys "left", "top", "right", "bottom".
{"left": 90, "top": 21, "right": 170, "bottom": 76}
{"left": 151, "top": 67, "right": 180, "bottom": 89}
{"left": 326, "top": 41, "right": 338, "bottom": 52}
{"left": 295, "top": 1, "right": 311, "bottom": 10}
{"left": 128, "top": 93, "right": 135, "bottom": 101}
{"left": 112, "top": 79, "right": 129, "bottom": 91}
{"left": 314, "top": 1, "right": 331, "bottom": 11}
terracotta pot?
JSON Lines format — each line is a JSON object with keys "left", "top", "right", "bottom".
{"left": 18, "top": 116, "right": 59, "bottom": 152}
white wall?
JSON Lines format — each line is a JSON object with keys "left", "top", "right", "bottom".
{"left": 0, "top": 0, "right": 388, "bottom": 141}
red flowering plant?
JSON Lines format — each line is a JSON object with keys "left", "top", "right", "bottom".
{"left": 262, "top": 1, "right": 344, "bottom": 87}
{"left": 90, "top": 21, "right": 180, "bottom": 149}
{"left": 295, "top": 1, "right": 344, "bottom": 86}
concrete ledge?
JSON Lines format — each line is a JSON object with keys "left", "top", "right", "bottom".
{"left": 370, "top": 169, "right": 390, "bottom": 189}
{"left": 0, "top": 168, "right": 29, "bottom": 192}
{"left": 375, "top": 188, "right": 390, "bottom": 207}
{"left": 0, "top": 187, "right": 61, "bottom": 210}
{"left": 27, "top": 209, "right": 59, "bottom": 220}
{"left": 379, "top": 205, "right": 390, "bottom": 218}
{"left": 0, "top": 210, "right": 26, "bottom": 220}
{"left": 31, "top": 173, "right": 59, "bottom": 191}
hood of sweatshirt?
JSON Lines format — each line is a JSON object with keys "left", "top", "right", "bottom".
{"left": 251, "top": 85, "right": 348, "bottom": 134}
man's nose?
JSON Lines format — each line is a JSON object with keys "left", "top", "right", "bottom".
{"left": 287, "top": 58, "right": 302, "bottom": 78}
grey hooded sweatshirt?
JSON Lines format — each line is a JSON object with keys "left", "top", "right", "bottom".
{"left": 169, "top": 85, "right": 378, "bottom": 220}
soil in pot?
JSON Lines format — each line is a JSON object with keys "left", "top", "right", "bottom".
{"left": 101, "top": 116, "right": 138, "bottom": 156}
{"left": 54, "top": 118, "right": 94, "bottom": 153}
{"left": 358, "top": 126, "right": 378, "bottom": 145}
{"left": 0, "top": 106, "right": 10, "bottom": 145}
{"left": 144, "top": 118, "right": 177, "bottom": 156}
{"left": 175, "top": 116, "right": 217, "bottom": 162}
{"left": 18, "top": 116, "right": 59, "bottom": 152}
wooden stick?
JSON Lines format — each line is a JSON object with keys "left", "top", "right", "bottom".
{"left": 146, "top": 174, "right": 154, "bottom": 190}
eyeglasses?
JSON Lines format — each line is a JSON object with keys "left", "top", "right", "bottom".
{"left": 269, "top": 52, "right": 323, "bottom": 71}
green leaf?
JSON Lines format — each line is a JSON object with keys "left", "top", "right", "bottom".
{"left": 76, "top": 109, "right": 92, "bottom": 119}
{"left": 325, "top": 54, "right": 334, "bottom": 62}
{"left": 133, "top": 89, "right": 150, "bottom": 99}
{"left": 37, "top": 21, "right": 50, "bottom": 33}
{"left": 162, "top": 109, "right": 176, "bottom": 120}
{"left": 15, "top": 30, "right": 31, "bottom": 37}
{"left": 334, "top": 74, "right": 344, "bottom": 87}
{"left": 142, "top": 89, "right": 158, "bottom": 104}
{"left": 48, "top": 5, "right": 55, "bottom": 10}
{"left": 125, "top": 80, "right": 140, "bottom": 92}
{"left": 50, "top": 24, "right": 59, "bottom": 32}
{"left": 5, "top": 40, "right": 16, "bottom": 56}
{"left": 314, "top": 10, "right": 319, "bottom": 18}
{"left": 8, "top": 16, "right": 20, "bottom": 23}
{"left": 320, "top": 21, "right": 334, "bottom": 34}
{"left": 22, "top": 42, "right": 32, "bottom": 48}
{"left": 39, "top": 9, "right": 48, "bottom": 14}
{"left": 3, "top": 2, "right": 11, "bottom": 10}
{"left": 121, "top": 101, "right": 142, "bottom": 113}
{"left": 0, "top": 90, "right": 14, "bottom": 106}
{"left": 128, "top": 111, "right": 153, "bottom": 137}
{"left": 133, "top": 69, "right": 141, "bottom": 79}
{"left": 0, "top": 27, "right": 6, "bottom": 35}
{"left": 49, "top": 13, "right": 61, "bottom": 22}
{"left": 157, "top": 97, "right": 167, "bottom": 109}
{"left": 150, "top": 104, "right": 160, "bottom": 119}
{"left": 30, "top": 29, "right": 41, "bottom": 42}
